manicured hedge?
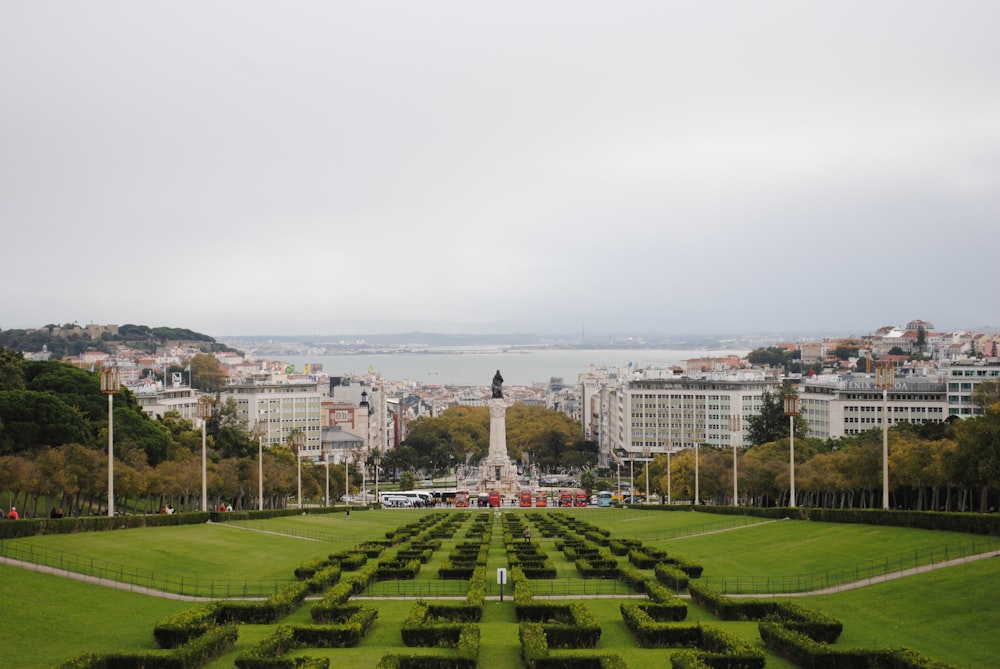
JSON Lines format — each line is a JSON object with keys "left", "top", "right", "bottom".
{"left": 688, "top": 582, "right": 843, "bottom": 642}
{"left": 759, "top": 622, "right": 957, "bottom": 669}
{"left": 59, "top": 624, "right": 238, "bottom": 669}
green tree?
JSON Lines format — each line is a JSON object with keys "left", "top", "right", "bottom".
{"left": 746, "top": 347, "right": 787, "bottom": 368}
{"left": 0, "top": 390, "right": 93, "bottom": 453}
{"left": 24, "top": 360, "right": 107, "bottom": 424}
{"left": 952, "top": 408, "right": 1000, "bottom": 512}
{"left": 832, "top": 343, "right": 860, "bottom": 361}
{"left": 190, "top": 353, "right": 226, "bottom": 391}
{"left": 746, "top": 390, "right": 786, "bottom": 446}
{"left": 0, "top": 347, "right": 26, "bottom": 391}
{"left": 206, "top": 396, "right": 255, "bottom": 459}
{"left": 916, "top": 326, "right": 927, "bottom": 354}
{"left": 972, "top": 381, "right": 1000, "bottom": 414}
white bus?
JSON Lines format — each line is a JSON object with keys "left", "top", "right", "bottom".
{"left": 379, "top": 490, "right": 434, "bottom": 507}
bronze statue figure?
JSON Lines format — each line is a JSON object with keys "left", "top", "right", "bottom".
{"left": 491, "top": 369, "right": 504, "bottom": 399}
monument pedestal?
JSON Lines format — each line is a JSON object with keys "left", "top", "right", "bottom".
{"left": 477, "top": 398, "right": 519, "bottom": 497}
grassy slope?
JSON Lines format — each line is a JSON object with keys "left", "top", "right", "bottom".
{"left": 0, "top": 565, "right": 191, "bottom": 669}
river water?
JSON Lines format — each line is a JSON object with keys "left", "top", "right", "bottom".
{"left": 277, "top": 347, "right": 749, "bottom": 387}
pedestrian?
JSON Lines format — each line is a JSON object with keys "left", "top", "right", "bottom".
{"left": 523, "top": 526, "right": 531, "bottom": 543}
{"left": 7, "top": 507, "right": 19, "bottom": 520}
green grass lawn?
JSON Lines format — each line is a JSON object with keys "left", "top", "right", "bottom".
{"left": 2, "top": 507, "right": 999, "bottom": 668}
{"left": 0, "top": 563, "right": 191, "bottom": 669}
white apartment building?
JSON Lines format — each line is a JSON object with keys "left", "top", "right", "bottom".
{"left": 583, "top": 370, "right": 780, "bottom": 469}
{"left": 130, "top": 382, "right": 200, "bottom": 420}
{"left": 945, "top": 359, "right": 1000, "bottom": 417}
{"left": 798, "top": 374, "right": 948, "bottom": 439}
{"left": 220, "top": 378, "right": 323, "bottom": 459}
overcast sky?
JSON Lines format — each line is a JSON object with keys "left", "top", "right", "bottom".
{"left": 2, "top": 2, "right": 998, "bottom": 339}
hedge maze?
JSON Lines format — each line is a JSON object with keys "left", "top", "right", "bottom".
{"left": 54, "top": 509, "right": 960, "bottom": 669}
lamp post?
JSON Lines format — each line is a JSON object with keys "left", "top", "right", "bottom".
{"left": 345, "top": 451, "right": 351, "bottom": 514}
{"left": 616, "top": 458, "right": 621, "bottom": 504}
{"left": 642, "top": 443, "right": 650, "bottom": 505}
{"left": 689, "top": 429, "right": 702, "bottom": 505}
{"left": 729, "top": 413, "right": 741, "bottom": 507}
{"left": 100, "top": 365, "right": 120, "bottom": 517}
{"left": 876, "top": 361, "right": 895, "bottom": 510}
{"left": 784, "top": 390, "right": 800, "bottom": 509}
{"left": 323, "top": 452, "right": 330, "bottom": 506}
{"left": 629, "top": 457, "right": 634, "bottom": 504}
{"left": 292, "top": 431, "right": 306, "bottom": 509}
{"left": 252, "top": 419, "right": 267, "bottom": 511}
{"left": 667, "top": 446, "right": 673, "bottom": 505}
{"left": 376, "top": 451, "right": 383, "bottom": 504}
{"left": 196, "top": 396, "right": 212, "bottom": 512}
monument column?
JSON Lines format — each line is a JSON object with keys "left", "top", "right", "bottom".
{"left": 477, "top": 370, "right": 519, "bottom": 496}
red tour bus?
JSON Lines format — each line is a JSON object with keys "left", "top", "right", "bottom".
{"left": 519, "top": 487, "right": 533, "bottom": 507}
{"left": 558, "top": 488, "right": 574, "bottom": 507}
{"left": 488, "top": 491, "right": 501, "bottom": 508}
{"left": 455, "top": 490, "right": 469, "bottom": 508}
{"left": 574, "top": 489, "right": 589, "bottom": 507}
{"left": 535, "top": 489, "right": 548, "bottom": 507}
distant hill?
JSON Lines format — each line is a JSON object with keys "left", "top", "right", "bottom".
{"left": 0, "top": 323, "right": 231, "bottom": 359}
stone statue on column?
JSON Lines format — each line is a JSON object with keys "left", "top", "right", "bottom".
{"left": 491, "top": 369, "right": 504, "bottom": 399}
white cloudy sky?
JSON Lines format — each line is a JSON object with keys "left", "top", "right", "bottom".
{"left": 2, "top": 1, "right": 998, "bottom": 338}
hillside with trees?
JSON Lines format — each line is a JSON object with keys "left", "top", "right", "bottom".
{"left": 0, "top": 323, "right": 232, "bottom": 359}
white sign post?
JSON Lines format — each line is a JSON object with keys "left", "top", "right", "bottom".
{"left": 497, "top": 567, "right": 507, "bottom": 601}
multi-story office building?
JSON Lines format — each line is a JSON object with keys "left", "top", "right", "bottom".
{"left": 945, "top": 359, "right": 1000, "bottom": 417}
{"left": 220, "top": 377, "right": 323, "bottom": 459}
{"left": 798, "top": 373, "right": 948, "bottom": 439}
{"left": 581, "top": 369, "right": 781, "bottom": 469}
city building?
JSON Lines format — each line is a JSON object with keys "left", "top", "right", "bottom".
{"left": 798, "top": 373, "right": 948, "bottom": 439}
{"left": 219, "top": 375, "right": 323, "bottom": 459}
{"left": 580, "top": 368, "right": 781, "bottom": 470}
{"left": 945, "top": 359, "right": 1000, "bottom": 417}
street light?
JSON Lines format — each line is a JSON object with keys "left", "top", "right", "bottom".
{"left": 784, "top": 389, "right": 800, "bottom": 509}
{"left": 729, "top": 413, "right": 741, "bottom": 507}
{"left": 252, "top": 419, "right": 267, "bottom": 511}
{"left": 876, "top": 361, "right": 895, "bottom": 510}
{"left": 642, "top": 443, "right": 650, "bottom": 505}
{"left": 629, "top": 456, "right": 634, "bottom": 504}
{"left": 666, "top": 446, "right": 673, "bottom": 505}
{"left": 291, "top": 431, "right": 306, "bottom": 509}
{"left": 196, "top": 396, "right": 212, "bottom": 512}
{"left": 100, "top": 365, "right": 120, "bottom": 517}
{"left": 616, "top": 457, "right": 621, "bottom": 505}
{"left": 345, "top": 450, "right": 352, "bottom": 514}
{"left": 689, "top": 428, "right": 702, "bottom": 505}
{"left": 322, "top": 451, "right": 330, "bottom": 506}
